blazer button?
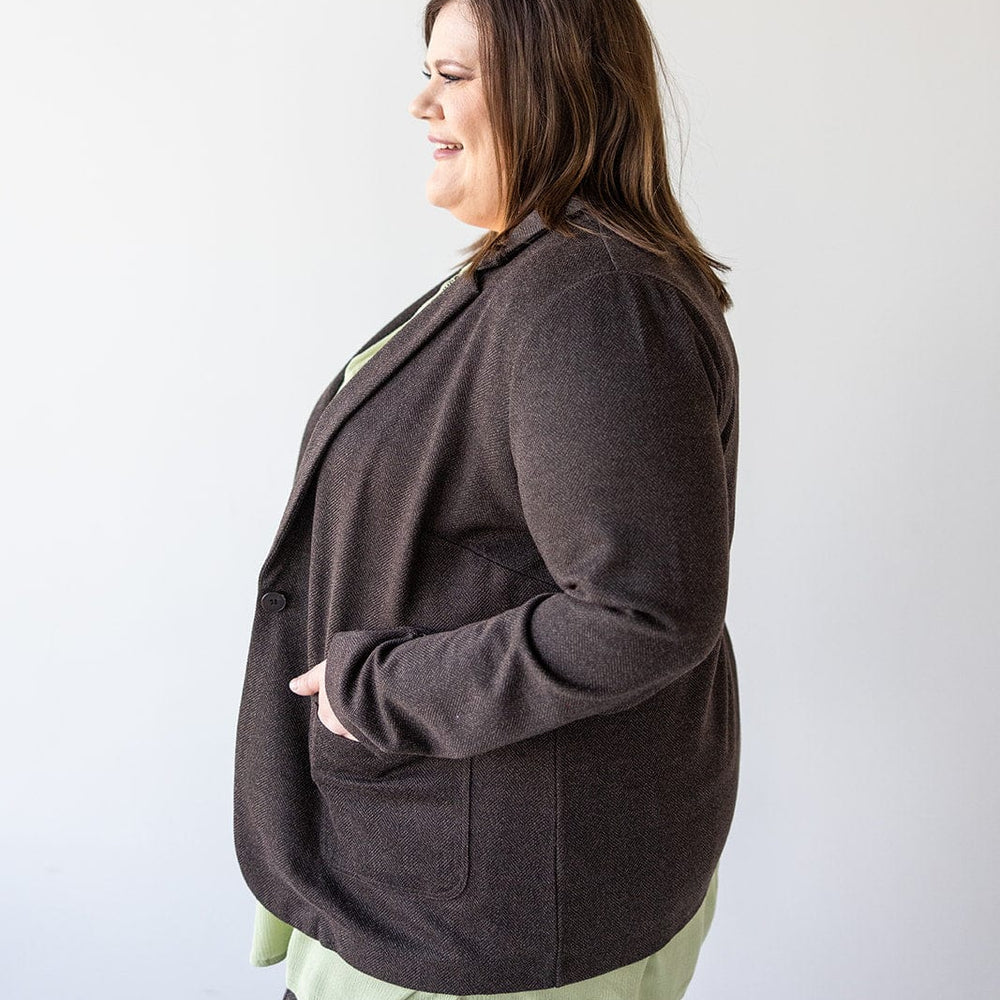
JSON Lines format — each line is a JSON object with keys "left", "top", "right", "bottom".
{"left": 260, "top": 591, "right": 287, "bottom": 612}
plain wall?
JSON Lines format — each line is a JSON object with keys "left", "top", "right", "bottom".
{"left": 1, "top": 1, "right": 997, "bottom": 997}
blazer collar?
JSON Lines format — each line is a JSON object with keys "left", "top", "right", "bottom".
{"left": 477, "top": 194, "right": 591, "bottom": 272}
{"left": 259, "top": 195, "right": 591, "bottom": 571}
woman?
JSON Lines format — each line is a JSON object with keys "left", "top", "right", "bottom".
{"left": 233, "top": 1, "right": 740, "bottom": 998}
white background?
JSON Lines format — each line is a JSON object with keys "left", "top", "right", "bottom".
{"left": 1, "top": 1, "right": 997, "bottom": 997}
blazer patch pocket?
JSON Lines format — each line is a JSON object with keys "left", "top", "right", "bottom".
{"left": 307, "top": 703, "right": 471, "bottom": 899}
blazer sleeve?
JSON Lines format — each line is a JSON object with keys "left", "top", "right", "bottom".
{"left": 324, "top": 270, "right": 734, "bottom": 759}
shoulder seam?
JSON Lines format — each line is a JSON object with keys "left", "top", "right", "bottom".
{"left": 594, "top": 217, "right": 620, "bottom": 271}
{"left": 508, "top": 269, "right": 692, "bottom": 411}
{"left": 536, "top": 267, "right": 688, "bottom": 318}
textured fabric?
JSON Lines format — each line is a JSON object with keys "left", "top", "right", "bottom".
{"left": 233, "top": 195, "right": 741, "bottom": 993}
{"left": 260, "top": 864, "right": 717, "bottom": 1000}
{"left": 249, "top": 272, "right": 721, "bottom": 998}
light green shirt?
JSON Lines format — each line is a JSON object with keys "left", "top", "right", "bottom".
{"left": 248, "top": 266, "right": 721, "bottom": 999}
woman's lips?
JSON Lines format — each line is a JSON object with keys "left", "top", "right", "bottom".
{"left": 433, "top": 147, "right": 463, "bottom": 160}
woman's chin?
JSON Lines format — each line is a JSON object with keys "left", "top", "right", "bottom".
{"left": 425, "top": 180, "right": 457, "bottom": 211}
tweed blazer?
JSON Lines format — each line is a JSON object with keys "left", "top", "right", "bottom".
{"left": 233, "top": 196, "right": 741, "bottom": 994}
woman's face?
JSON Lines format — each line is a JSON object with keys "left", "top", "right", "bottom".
{"left": 409, "top": 1, "right": 504, "bottom": 231}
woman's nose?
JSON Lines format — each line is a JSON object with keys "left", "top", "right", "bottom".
{"left": 409, "top": 86, "right": 437, "bottom": 121}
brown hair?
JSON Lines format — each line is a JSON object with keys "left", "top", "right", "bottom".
{"left": 422, "top": 0, "right": 733, "bottom": 311}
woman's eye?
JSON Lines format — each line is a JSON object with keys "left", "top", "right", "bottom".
{"left": 421, "top": 70, "right": 461, "bottom": 83}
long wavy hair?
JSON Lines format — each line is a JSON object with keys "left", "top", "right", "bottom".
{"left": 422, "top": 0, "right": 733, "bottom": 311}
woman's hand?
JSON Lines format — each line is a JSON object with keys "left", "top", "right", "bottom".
{"left": 288, "top": 661, "right": 360, "bottom": 741}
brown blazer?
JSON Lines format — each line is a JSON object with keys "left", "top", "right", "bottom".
{"left": 233, "top": 196, "right": 741, "bottom": 993}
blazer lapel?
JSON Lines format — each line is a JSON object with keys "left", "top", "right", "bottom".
{"left": 260, "top": 197, "right": 590, "bottom": 570}
{"left": 261, "top": 272, "right": 481, "bottom": 570}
